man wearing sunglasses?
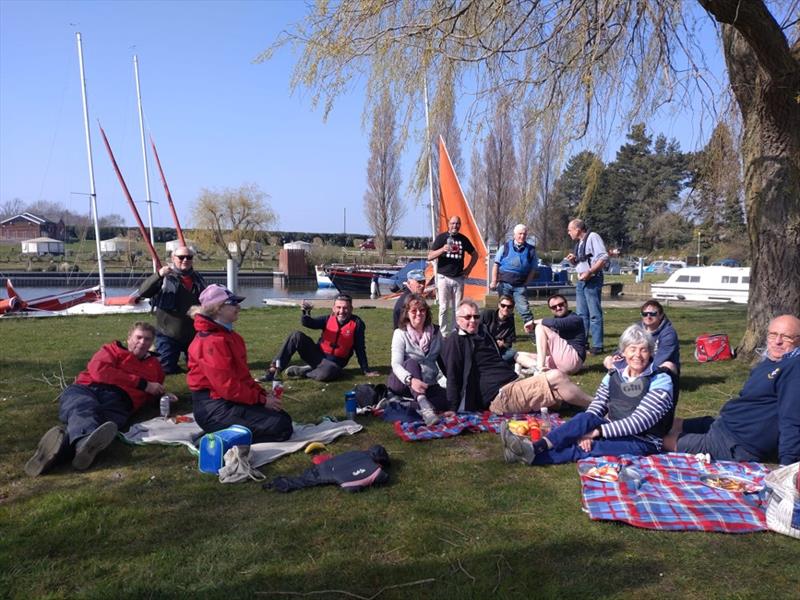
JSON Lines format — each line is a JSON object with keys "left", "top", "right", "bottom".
{"left": 442, "top": 300, "right": 593, "bottom": 414}
{"left": 136, "top": 246, "right": 207, "bottom": 374}
{"left": 603, "top": 299, "right": 679, "bottom": 375}
{"left": 481, "top": 295, "right": 518, "bottom": 363}
{"left": 427, "top": 216, "right": 478, "bottom": 336}
{"left": 515, "top": 295, "right": 586, "bottom": 374}
{"left": 664, "top": 314, "right": 800, "bottom": 466}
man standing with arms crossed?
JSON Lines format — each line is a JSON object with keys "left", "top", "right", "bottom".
{"left": 566, "top": 219, "right": 608, "bottom": 355}
{"left": 428, "top": 216, "right": 478, "bottom": 336}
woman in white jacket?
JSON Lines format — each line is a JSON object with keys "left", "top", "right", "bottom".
{"left": 387, "top": 293, "right": 447, "bottom": 426}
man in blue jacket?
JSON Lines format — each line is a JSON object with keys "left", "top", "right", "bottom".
{"left": 489, "top": 224, "right": 538, "bottom": 330}
{"left": 664, "top": 314, "right": 800, "bottom": 465}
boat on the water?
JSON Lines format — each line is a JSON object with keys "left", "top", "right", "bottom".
{"left": 650, "top": 266, "right": 750, "bottom": 304}
{"left": 327, "top": 259, "right": 427, "bottom": 296}
{"left": 315, "top": 265, "right": 334, "bottom": 288}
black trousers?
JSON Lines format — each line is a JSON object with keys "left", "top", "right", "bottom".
{"left": 192, "top": 389, "right": 293, "bottom": 443}
{"left": 275, "top": 331, "right": 344, "bottom": 382}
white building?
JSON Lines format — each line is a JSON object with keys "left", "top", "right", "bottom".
{"left": 21, "top": 237, "right": 65, "bottom": 256}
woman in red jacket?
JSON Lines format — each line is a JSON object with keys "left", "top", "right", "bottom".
{"left": 188, "top": 285, "right": 292, "bottom": 442}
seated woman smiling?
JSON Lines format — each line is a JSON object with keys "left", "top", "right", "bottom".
{"left": 187, "top": 285, "right": 292, "bottom": 443}
{"left": 387, "top": 293, "right": 447, "bottom": 426}
{"left": 501, "top": 323, "right": 675, "bottom": 465}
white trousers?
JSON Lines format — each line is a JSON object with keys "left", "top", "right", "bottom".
{"left": 436, "top": 273, "right": 464, "bottom": 335}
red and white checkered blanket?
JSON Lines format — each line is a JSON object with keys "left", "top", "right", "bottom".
{"left": 578, "top": 453, "right": 769, "bottom": 533}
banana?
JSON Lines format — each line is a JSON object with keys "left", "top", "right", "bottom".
{"left": 304, "top": 442, "right": 328, "bottom": 454}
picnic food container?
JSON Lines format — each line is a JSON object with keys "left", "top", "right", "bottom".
{"left": 198, "top": 425, "right": 253, "bottom": 474}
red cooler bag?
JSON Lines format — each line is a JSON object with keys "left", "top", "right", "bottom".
{"left": 695, "top": 333, "right": 734, "bottom": 362}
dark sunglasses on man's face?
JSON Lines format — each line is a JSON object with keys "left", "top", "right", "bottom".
{"left": 458, "top": 314, "right": 480, "bottom": 321}
{"left": 499, "top": 303, "right": 514, "bottom": 309}
{"left": 549, "top": 302, "right": 566, "bottom": 310}
{"left": 641, "top": 310, "right": 659, "bottom": 317}
{"left": 175, "top": 255, "right": 193, "bottom": 261}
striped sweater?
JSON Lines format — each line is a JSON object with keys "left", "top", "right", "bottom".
{"left": 586, "top": 366, "right": 674, "bottom": 448}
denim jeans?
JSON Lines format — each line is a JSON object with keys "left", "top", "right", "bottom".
{"left": 575, "top": 274, "right": 604, "bottom": 349}
{"left": 532, "top": 412, "right": 658, "bottom": 465}
{"left": 496, "top": 282, "right": 533, "bottom": 325}
{"left": 155, "top": 333, "right": 189, "bottom": 374}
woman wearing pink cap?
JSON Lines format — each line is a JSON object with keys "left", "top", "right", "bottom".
{"left": 187, "top": 284, "right": 292, "bottom": 442}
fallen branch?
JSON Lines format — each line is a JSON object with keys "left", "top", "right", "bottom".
{"left": 256, "top": 577, "right": 436, "bottom": 599}
{"left": 31, "top": 362, "right": 68, "bottom": 391}
{"left": 456, "top": 559, "right": 475, "bottom": 583}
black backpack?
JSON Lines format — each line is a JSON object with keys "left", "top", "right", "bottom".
{"left": 353, "top": 383, "right": 388, "bottom": 408}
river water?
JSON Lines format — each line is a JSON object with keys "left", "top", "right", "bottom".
{"left": 11, "top": 282, "right": 341, "bottom": 309}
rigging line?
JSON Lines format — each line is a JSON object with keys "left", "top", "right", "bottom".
{"left": 37, "top": 47, "right": 73, "bottom": 202}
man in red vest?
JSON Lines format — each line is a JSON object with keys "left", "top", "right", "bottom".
{"left": 262, "top": 294, "right": 379, "bottom": 382}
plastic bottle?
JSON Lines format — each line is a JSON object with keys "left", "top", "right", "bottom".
{"left": 344, "top": 390, "right": 358, "bottom": 421}
{"left": 159, "top": 395, "right": 171, "bottom": 419}
{"left": 539, "top": 407, "right": 551, "bottom": 435}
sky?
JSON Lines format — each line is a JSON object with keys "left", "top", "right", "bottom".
{"left": 0, "top": 0, "right": 728, "bottom": 238}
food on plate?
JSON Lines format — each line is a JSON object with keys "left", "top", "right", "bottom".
{"left": 508, "top": 420, "right": 530, "bottom": 436}
{"left": 701, "top": 475, "right": 761, "bottom": 493}
{"left": 585, "top": 464, "right": 620, "bottom": 482}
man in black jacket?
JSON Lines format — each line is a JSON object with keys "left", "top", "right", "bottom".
{"left": 392, "top": 269, "right": 426, "bottom": 328}
{"left": 481, "top": 295, "right": 517, "bottom": 363}
{"left": 442, "top": 299, "right": 593, "bottom": 412}
{"left": 136, "top": 246, "right": 207, "bottom": 374}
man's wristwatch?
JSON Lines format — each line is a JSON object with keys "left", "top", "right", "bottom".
{"left": 404, "top": 374, "right": 413, "bottom": 386}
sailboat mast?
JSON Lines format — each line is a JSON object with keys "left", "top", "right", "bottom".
{"left": 423, "top": 74, "right": 436, "bottom": 242}
{"left": 133, "top": 55, "right": 156, "bottom": 273}
{"left": 76, "top": 32, "right": 106, "bottom": 302}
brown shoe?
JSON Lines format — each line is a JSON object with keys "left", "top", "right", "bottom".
{"left": 25, "top": 425, "right": 67, "bottom": 477}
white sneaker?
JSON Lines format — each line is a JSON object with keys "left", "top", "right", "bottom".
{"left": 417, "top": 396, "right": 440, "bottom": 427}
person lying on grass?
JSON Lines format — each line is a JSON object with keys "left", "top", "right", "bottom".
{"left": 663, "top": 314, "right": 800, "bottom": 466}
{"left": 188, "top": 285, "right": 293, "bottom": 443}
{"left": 25, "top": 321, "right": 175, "bottom": 476}
{"left": 501, "top": 323, "right": 675, "bottom": 465}
{"left": 443, "top": 299, "right": 593, "bottom": 416}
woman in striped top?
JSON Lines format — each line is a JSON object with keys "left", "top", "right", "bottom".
{"left": 501, "top": 323, "right": 675, "bottom": 465}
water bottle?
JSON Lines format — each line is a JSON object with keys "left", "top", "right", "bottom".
{"left": 159, "top": 395, "right": 171, "bottom": 419}
{"left": 344, "top": 390, "right": 358, "bottom": 421}
{"left": 539, "top": 406, "right": 551, "bottom": 435}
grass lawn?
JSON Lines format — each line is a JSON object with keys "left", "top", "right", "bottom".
{"left": 1, "top": 303, "right": 798, "bottom": 599}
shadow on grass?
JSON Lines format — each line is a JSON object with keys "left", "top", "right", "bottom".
{"left": 678, "top": 374, "right": 728, "bottom": 392}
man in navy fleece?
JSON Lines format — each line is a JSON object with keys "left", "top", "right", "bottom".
{"left": 515, "top": 295, "right": 586, "bottom": 375}
{"left": 664, "top": 314, "right": 800, "bottom": 465}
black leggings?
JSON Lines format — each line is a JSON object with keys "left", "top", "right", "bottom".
{"left": 192, "top": 390, "right": 293, "bottom": 443}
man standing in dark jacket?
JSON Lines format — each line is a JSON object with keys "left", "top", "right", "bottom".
{"left": 262, "top": 294, "right": 380, "bottom": 382}
{"left": 136, "top": 246, "right": 207, "bottom": 374}
{"left": 664, "top": 314, "right": 800, "bottom": 465}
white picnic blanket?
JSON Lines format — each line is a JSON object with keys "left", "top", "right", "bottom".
{"left": 122, "top": 414, "right": 363, "bottom": 468}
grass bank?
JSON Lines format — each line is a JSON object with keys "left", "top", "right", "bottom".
{"left": 1, "top": 303, "right": 797, "bottom": 599}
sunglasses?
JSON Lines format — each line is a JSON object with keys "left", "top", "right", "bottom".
{"left": 175, "top": 255, "right": 193, "bottom": 260}
{"left": 549, "top": 302, "right": 566, "bottom": 310}
{"left": 458, "top": 314, "right": 480, "bottom": 321}
{"left": 641, "top": 310, "right": 659, "bottom": 317}
{"left": 499, "top": 303, "right": 514, "bottom": 309}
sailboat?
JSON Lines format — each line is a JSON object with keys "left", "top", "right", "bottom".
{"left": 425, "top": 136, "right": 489, "bottom": 301}
{"left": 1, "top": 33, "right": 147, "bottom": 317}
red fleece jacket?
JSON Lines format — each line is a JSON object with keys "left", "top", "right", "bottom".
{"left": 74, "top": 342, "right": 164, "bottom": 412}
{"left": 187, "top": 314, "right": 265, "bottom": 405}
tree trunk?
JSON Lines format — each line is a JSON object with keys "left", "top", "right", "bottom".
{"left": 703, "top": 1, "right": 800, "bottom": 359}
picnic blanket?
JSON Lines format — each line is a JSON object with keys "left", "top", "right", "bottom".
{"left": 393, "top": 410, "right": 564, "bottom": 442}
{"left": 578, "top": 453, "right": 769, "bottom": 533}
{"left": 122, "top": 415, "right": 363, "bottom": 468}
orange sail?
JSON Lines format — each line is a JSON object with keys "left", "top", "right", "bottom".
{"left": 435, "top": 136, "right": 488, "bottom": 302}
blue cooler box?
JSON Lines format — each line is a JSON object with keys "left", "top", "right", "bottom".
{"left": 198, "top": 425, "right": 252, "bottom": 474}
